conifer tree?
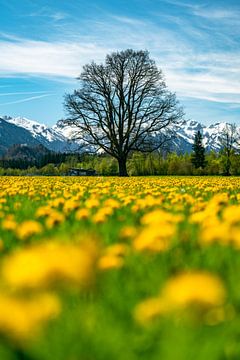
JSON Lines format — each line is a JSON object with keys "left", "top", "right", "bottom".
{"left": 191, "top": 130, "right": 206, "bottom": 169}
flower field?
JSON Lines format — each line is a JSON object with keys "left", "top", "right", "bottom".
{"left": 1, "top": 176, "right": 240, "bottom": 359}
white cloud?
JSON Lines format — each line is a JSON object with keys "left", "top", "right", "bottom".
{"left": 0, "top": 10, "right": 239, "bottom": 109}
{"left": 28, "top": 7, "right": 67, "bottom": 22}
{"left": 0, "top": 38, "right": 109, "bottom": 77}
{"left": 162, "top": 1, "right": 240, "bottom": 22}
{"left": 0, "top": 94, "right": 55, "bottom": 106}
{"left": 162, "top": 54, "right": 240, "bottom": 104}
{"left": 0, "top": 91, "right": 52, "bottom": 97}
{"left": 160, "top": 0, "right": 200, "bottom": 10}
{"left": 193, "top": 8, "right": 240, "bottom": 20}
{"left": 110, "top": 15, "right": 145, "bottom": 26}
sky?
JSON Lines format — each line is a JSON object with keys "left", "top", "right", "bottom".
{"left": 0, "top": 0, "right": 239, "bottom": 126}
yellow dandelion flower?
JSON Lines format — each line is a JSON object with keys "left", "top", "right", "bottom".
{"left": 75, "top": 208, "right": 90, "bottom": 220}
{"left": 2, "top": 241, "right": 98, "bottom": 290}
{"left": 105, "top": 243, "right": 129, "bottom": 257}
{"left": 134, "top": 271, "right": 226, "bottom": 325}
{"left": 16, "top": 220, "right": 43, "bottom": 240}
{"left": 134, "top": 297, "right": 165, "bottom": 325}
{"left": 98, "top": 255, "right": 124, "bottom": 270}
{"left": 133, "top": 224, "right": 174, "bottom": 252}
{"left": 92, "top": 211, "right": 107, "bottom": 224}
{"left": 0, "top": 293, "right": 60, "bottom": 341}
{"left": 35, "top": 206, "right": 52, "bottom": 218}
{"left": 2, "top": 219, "right": 17, "bottom": 231}
{"left": 104, "top": 198, "right": 120, "bottom": 209}
{"left": 120, "top": 226, "right": 137, "bottom": 239}
{"left": 161, "top": 271, "right": 226, "bottom": 309}
{"left": 85, "top": 198, "right": 100, "bottom": 209}
{"left": 222, "top": 205, "right": 240, "bottom": 225}
{"left": 45, "top": 211, "right": 65, "bottom": 229}
{"left": 98, "top": 243, "right": 128, "bottom": 270}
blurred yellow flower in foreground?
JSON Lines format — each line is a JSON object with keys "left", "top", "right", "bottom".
{"left": 141, "top": 209, "right": 183, "bottom": 226}
{"left": 134, "top": 271, "right": 226, "bottom": 325}
{"left": 133, "top": 225, "right": 174, "bottom": 252}
{"left": 0, "top": 293, "right": 60, "bottom": 341}
{"left": 45, "top": 211, "right": 65, "bottom": 229}
{"left": 2, "top": 241, "right": 98, "bottom": 290}
{"left": 2, "top": 218, "right": 17, "bottom": 231}
{"left": 75, "top": 208, "right": 90, "bottom": 220}
{"left": 120, "top": 226, "right": 137, "bottom": 240}
{"left": 222, "top": 205, "right": 240, "bottom": 225}
{"left": 16, "top": 220, "right": 43, "bottom": 240}
{"left": 98, "top": 243, "right": 128, "bottom": 270}
{"left": 133, "top": 209, "right": 182, "bottom": 253}
{"left": 161, "top": 272, "right": 225, "bottom": 308}
{"left": 98, "top": 255, "right": 123, "bottom": 270}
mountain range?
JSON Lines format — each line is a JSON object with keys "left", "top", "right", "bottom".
{"left": 0, "top": 115, "right": 235, "bottom": 156}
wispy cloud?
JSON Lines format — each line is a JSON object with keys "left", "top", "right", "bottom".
{"left": 161, "top": 0, "right": 201, "bottom": 10}
{"left": 110, "top": 15, "right": 145, "bottom": 26}
{"left": 0, "top": 94, "right": 55, "bottom": 106}
{"left": 192, "top": 8, "right": 240, "bottom": 20}
{"left": 0, "top": 8, "right": 239, "bottom": 110}
{"left": 0, "top": 91, "right": 52, "bottom": 97}
{"left": 0, "top": 37, "right": 109, "bottom": 77}
{"left": 161, "top": 2, "right": 240, "bottom": 26}
{"left": 28, "top": 7, "right": 67, "bottom": 22}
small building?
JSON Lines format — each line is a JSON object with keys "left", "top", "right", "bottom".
{"left": 68, "top": 168, "right": 96, "bottom": 176}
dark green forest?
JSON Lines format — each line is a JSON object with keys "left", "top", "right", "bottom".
{"left": 1, "top": 130, "right": 239, "bottom": 176}
{"left": 1, "top": 150, "right": 240, "bottom": 176}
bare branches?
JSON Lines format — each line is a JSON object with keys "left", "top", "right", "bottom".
{"left": 219, "top": 123, "right": 240, "bottom": 176}
{"left": 63, "top": 49, "right": 183, "bottom": 175}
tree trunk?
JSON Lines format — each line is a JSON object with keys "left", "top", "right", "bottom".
{"left": 226, "top": 157, "right": 231, "bottom": 176}
{"left": 118, "top": 157, "right": 128, "bottom": 177}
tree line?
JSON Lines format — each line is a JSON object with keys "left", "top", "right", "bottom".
{"left": 1, "top": 147, "right": 240, "bottom": 176}
{"left": 0, "top": 151, "right": 72, "bottom": 170}
{"left": 0, "top": 119, "right": 239, "bottom": 177}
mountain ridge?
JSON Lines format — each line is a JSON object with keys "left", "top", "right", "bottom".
{"left": 0, "top": 115, "right": 236, "bottom": 156}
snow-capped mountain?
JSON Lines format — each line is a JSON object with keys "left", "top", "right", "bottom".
{"left": 54, "top": 118, "right": 239, "bottom": 153}
{"left": 175, "top": 120, "right": 236, "bottom": 153}
{"left": 1, "top": 116, "right": 70, "bottom": 152}
{"left": 0, "top": 115, "right": 238, "bottom": 156}
{"left": 0, "top": 118, "right": 40, "bottom": 155}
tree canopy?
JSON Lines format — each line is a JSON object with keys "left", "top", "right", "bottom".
{"left": 63, "top": 49, "right": 183, "bottom": 176}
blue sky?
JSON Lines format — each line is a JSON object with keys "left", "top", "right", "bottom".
{"left": 0, "top": 0, "right": 239, "bottom": 126}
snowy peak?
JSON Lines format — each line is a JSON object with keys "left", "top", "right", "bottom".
{"left": 0, "top": 117, "right": 40, "bottom": 156}
{"left": 185, "top": 119, "right": 205, "bottom": 131}
{"left": 54, "top": 118, "right": 238, "bottom": 154}
{"left": 5, "top": 116, "right": 45, "bottom": 130}
{"left": 2, "top": 116, "right": 70, "bottom": 152}
{"left": 0, "top": 115, "right": 239, "bottom": 155}
{"left": 5, "top": 116, "right": 59, "bottom": 141}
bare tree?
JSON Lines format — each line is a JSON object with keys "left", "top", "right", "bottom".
{"left": 62, "top": 49, "right": 183, "bottom": 176}
{"left": 219, "top": 123, "right": 239, "bottom": 175}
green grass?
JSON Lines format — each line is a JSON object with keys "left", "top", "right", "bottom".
{"left": 0, "top": 176, "right": 240, "bottom": 359}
